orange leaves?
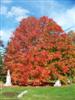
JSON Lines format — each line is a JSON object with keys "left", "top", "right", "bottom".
{"left": 4, "top": 16, "right": 75, "bottom": 86}
{"left": 62, "top": 66, "right": 69, "bottom": 74}
{"left": 30, "top": 66, "right": 50, "bottom": 85}
{"left": 53, "top": 52, "right": 61, "bottom": 59}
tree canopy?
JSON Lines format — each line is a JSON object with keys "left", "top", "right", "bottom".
{"left": 4, "top": 16, "right": 75, "bottom": 86}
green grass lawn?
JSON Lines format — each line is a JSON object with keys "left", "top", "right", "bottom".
{"left": 0, "top": 84, "right": 75, "bottom": 100}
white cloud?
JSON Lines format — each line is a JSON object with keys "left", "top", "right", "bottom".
{"left": 16, "top": 15, "right": 29, "bottom": 22}
{"left": 0, "top": 6, "right": 8, "bottom": 15}
{"left": 1, "top": 0, "right": 12, "bottom": 4}
{"left": 53, "top": 6, "right": 75, "bottom": 31}
{"left": 0, "top": 29, "right": 13, "bottom": 45}
{"left": 0, "top": 6, "right": 30, "bottom": 21}
{"left": 7, "top": 6, "right": 29, "bottom": 21}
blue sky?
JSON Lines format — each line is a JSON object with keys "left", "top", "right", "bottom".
{"left": 0, "top": 0, "right": 75, "bottom": 45}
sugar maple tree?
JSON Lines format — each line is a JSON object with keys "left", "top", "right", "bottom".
{"left": 4, "top": 16, "right": 75, "bottom": 85}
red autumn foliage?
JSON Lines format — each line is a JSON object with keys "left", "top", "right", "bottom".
{"left": 4, "top": 16, "right": 75, "bottom": 85}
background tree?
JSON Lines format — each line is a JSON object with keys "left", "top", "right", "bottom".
{"left": 4, "top": 16, "right": 75, "bottom": 86}
{"left": 0, "top": 38, "right": 5, "bottom": 82}
{"left": 68, "top": 30, "right": 75, "bottom": 45}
